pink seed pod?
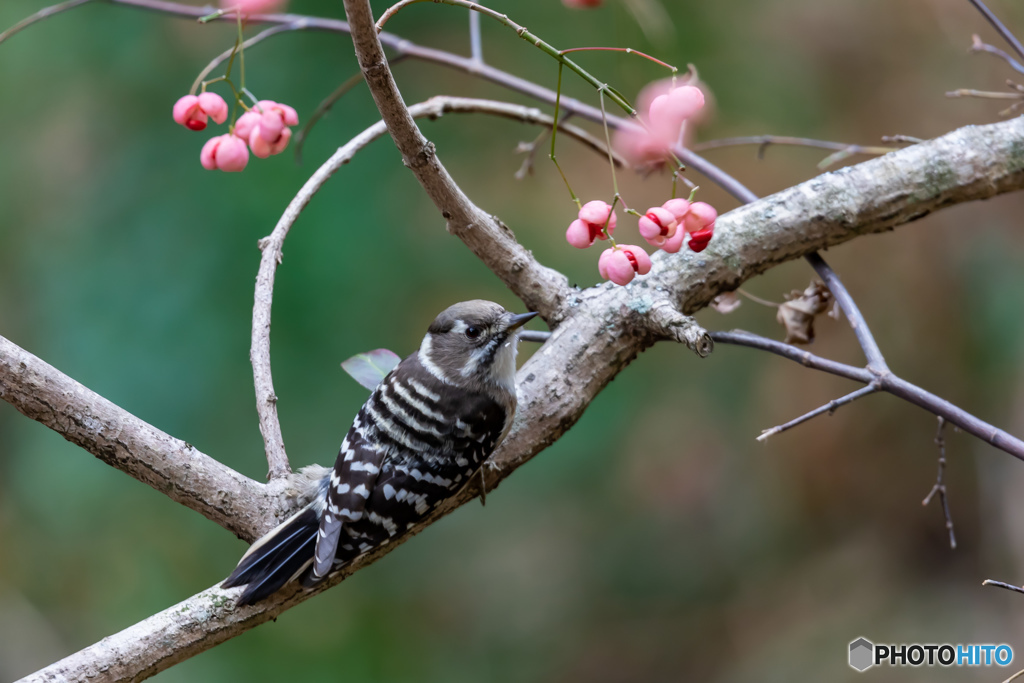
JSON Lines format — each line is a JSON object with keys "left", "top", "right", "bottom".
{"left": 578, "top": 200, "right": 617, "bottom": 231}
{"left": 565, "top": 200, "right": 617, "bottom": 249}
{"left": 638, "top": 206, "right": 678, "bottom": 248}
{"left": 648, "top": 85, "right": 705, "bottom": 138}
{"left": 661, "top": 198, "right": 691, "bottom": 222}
{"left": 173, "top": 95, "right": 207, "bottom": 131}
{"left": 197, "top": 92, "right": 229, "bottom": 125}
{"left": 200, "top": 134, "right": 250, "bottom": 172}
{"left": 249, "top": 126, "right": 292, "bottom": 159}
{"left": 682, "top": 201, "right": 717, "bottom": 234}
{"left": 220, "top": 0, "right": 288, "bottom": 14}
{"left": 598, "top": 245, "right": 652, "bottom": 286}
{"left": 566, "top": 219, "right": 595, "bottom": 249}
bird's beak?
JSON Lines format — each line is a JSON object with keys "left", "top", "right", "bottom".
{"left": 506, "top": 311, "right": 538, "bottom": 331}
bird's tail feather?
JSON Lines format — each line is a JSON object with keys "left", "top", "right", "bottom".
{"left": 222, "top": 505, "right": 319, "bottom": 605}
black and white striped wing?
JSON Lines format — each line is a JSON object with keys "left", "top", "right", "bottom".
{"left": 312, "top": 412, "right": 385, "bottom": 579}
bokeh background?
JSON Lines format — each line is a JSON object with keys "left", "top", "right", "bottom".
{"left": 2, "top": 0, "right": 1024, "bottom": 680}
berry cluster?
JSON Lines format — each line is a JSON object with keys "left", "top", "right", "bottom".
{"left": 565, "top": 197, "right": 716, "bottom": 286}
{"left": 563, "top": 82, "right": 719, "bottom": 286}
{"left": 173, "top": 94, "right": 299, "bottom": 172}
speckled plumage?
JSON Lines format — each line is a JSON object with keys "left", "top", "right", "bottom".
{"left": 223, "top": 301, "right": 535, "bottom": 605}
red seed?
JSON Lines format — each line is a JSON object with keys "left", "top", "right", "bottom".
{"left": 624, "top": 250, "right": 639, "bottom": 270}
{"left": 645, "top": 212, "right": 669, "bottom": 236}
{"left": 186, "top": 119, "right": 207, "bottom": 131}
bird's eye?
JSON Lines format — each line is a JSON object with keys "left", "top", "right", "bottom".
{"left": 465, "top": 325, "right": 483, "bottom": 339}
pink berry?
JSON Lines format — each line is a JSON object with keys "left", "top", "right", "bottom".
{"left": 197, "top": 92, "right": 229, "bottom": 125}
{"left": 220, "top": 0, "right": 287, "bottom": 14}
{"left": 233, "top": 111, "right": 261, "bottom": 141}
{"left": 638, "top": 206, "right": 678, "bottom": 248}
{"left": 249, "top": 126, "right": 292, "bottom": 159}
{"left": 565, "top": 201, "right": 616, "bottom": 249}
{"left": 682, "top": 201, "right": 717, "bottom": 233}
{"left": 578, "top": 200, "right": 616, "bottom": 231}
{"left": 661, "top": 225, "right": 686, "bottom": 253}
{"left": 598, "top": 245, "right": 651, "bottom": 286}
{"left": 173, "top": 95, "right": 207, "bottom": 131}
{"left": 200, "top": 134, "right": 249, "bottom": 172}
{"left": 648, "top": 86, "right": 705, "bottom": 135}
{"left": 566, "top": 219, "right": 595, "bottom": 249}
{"left": 661, "top": 198, "right": 691, "bottom": 222}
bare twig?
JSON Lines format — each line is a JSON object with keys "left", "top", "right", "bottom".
{"left": 0, "top": 0, "right": 92, "bottom": 45}
{"left": 356, "top": 0, "right": 573, "bottom": 320}
{"left": 709, "top": 330, "right": 1024, "bottom": 460}
{"left": 881, "top": 134, "right": 925, "bottom": 144}
{"left": 982, "top": 579, "right": 1024, "bottom": 595}
{"left": 922, "top": 417, "right": 957, "bottom": 549}
{"left": 692, "top": 135, "right": 896, "bottom": 169}
{"left": 804, "top": 252, "right": 888, "bottom": 372}
{"left": 468, "top": 8, "right": 482, "bottom": 62}
{"left": 946, "top": 87, "right": 1023, "bottom": 99}
{"left": 190, "top": 22, "right": 297, "bottom": 95}
{"left": 968, "top": 33, "right": 1024, "bottom": 75}
{"left": 966, "top": 0, "right": 1024, "bottom": 65}
{"left": 294, "top": 72, "right": 370, "bottom": 164}
{"left": 757, "top": 384, "right": 879, "bottom": 442}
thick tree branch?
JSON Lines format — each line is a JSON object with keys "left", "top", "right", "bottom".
{"left": 336, "top": 0, "right": 569, "bottom": 321}
{"left": 648, "top": 116, "right": 1024, "bottom": 315}
{"left": 0, "top": 335, "right": 270, "bottom": 542}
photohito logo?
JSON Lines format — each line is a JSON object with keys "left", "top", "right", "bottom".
{"left": 848, "top": 637, "right": 1013, "bottom": 672}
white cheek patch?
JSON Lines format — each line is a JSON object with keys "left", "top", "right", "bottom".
{"left": 418, "top": 334, "right": 452, "bottom": 384}
{"left": 490, "top": 335, "right": 519, "bottom": 393}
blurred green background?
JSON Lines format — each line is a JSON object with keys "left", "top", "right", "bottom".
{"left": 2, "top": 0, "right": 1024, "bottom": 680}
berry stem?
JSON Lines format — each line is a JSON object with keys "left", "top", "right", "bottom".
{"left": 375, "top": 0, "right": 637, "bottom": 116}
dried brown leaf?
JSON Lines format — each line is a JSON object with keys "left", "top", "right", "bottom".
{"left": 776, "top": 281, "right": 833, "bottom": 344}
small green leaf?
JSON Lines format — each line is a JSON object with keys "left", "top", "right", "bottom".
{"left": 341, "top": 348, "right": 401, "bottom": 391}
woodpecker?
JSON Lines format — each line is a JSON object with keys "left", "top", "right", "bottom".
{"left": 223, "top": 300, "right": 536, "bottom": 605}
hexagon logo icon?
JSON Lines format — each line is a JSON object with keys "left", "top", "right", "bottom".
{"left": 849, "top": 637, "right": 874, "bottom": 671}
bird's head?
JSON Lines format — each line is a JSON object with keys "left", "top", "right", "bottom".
{"left": 418, "top": 300, "right": 537, "bottom": 395}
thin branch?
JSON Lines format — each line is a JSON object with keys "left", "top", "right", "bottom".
{"left": 0, "top": 334, "right": 271, "bottom": 542}
{"left": 468, "top": 8, "right": 482, "bottom": 63}
{"left": 804, "top": 252, "right": 888, "bottom": 372}
{"left": 191, "top": 22, "right": 296, "bottom": 95}
{"left": 922, "top": 417, "right": 956, "bottom": 549}
{"left": 881, "top": 134, "right": 925, "bottom": 144}
{"left": 693, "top": 135, "right": 896, "bottom": 168}
{"left": 757, "top": 384, "right": 878, "bottom": 442}
{"left": 0, "top": 0, "right": 92, "bottom": 45}
{"left": 966, "top": 0, "right": 1024, "bottom": 65}
{"left": 946, "top": 87, "right": 1023, "bottom": 99}
{"left": 968, "top": 33, "right": 1024, "bottom": 75}
{"left": 294, "top": 71, "right": 369, "bottom": 164}
{"left": 982, "top": 579, "right": 1024, "bottom": 595}
{"left": 348, "top": 0, "right": 571, "bottom": 321}
{"left": 374, "top": 0, "right": 636, "bottom": 115}
{"left": 709, "top": 330, "right": 1024, "bottom": 460}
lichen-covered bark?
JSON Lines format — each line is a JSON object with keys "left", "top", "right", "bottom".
{"left": 651, "top": 117, "right": 1024, "bottom": 312}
